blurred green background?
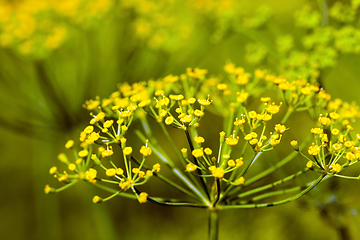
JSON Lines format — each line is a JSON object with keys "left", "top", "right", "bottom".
{"left": 1, "top": 0, "right": 360, "bottom": 239}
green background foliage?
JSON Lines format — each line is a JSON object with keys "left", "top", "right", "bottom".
{"left": 1, "top": 0, "right": 360, "bottom": 239}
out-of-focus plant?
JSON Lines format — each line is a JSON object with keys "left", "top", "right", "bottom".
{"left": 46, "top": 62, "right": 360, "bottom": 239}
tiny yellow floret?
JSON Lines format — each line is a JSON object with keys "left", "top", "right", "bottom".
{"left": 308, "top": 144, "right": 320, "bottom": 156}
{"left": 123, "top": 147, "right": 133, "bottom": 155}
{"left": 138, "top": 192, "right": 148, "bottom": 203}
{"left": 106, "top": 168, "right": 117, "bottom": 177}
{"left": 192, "top": 148, "right": 204, "bottom": 158}
{"left": 186, "top": 163, "right": 198, "bottom": 172}
{"left": 78, "top": 150, "right": 89, "bottom": 158}
{"left": 65, "top": 140, "right": 74, "bottom": 149}
{"left": 152, "top": 163, "right": 161, "bottom": 172}
{"left": 140, "top": 146, "right": 152, "bottom": 156}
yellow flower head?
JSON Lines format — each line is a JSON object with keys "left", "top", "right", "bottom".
{"left": 274, "top": 124, "right": 288, "bottom": 133}
{"left": 330, "top": 163, "right": 341, "bottom": 172}
{"left": 138, "top": 192, "right": 148, "bottom": 203}
{"left": 306, "top": 161, "right": 313, "bottom": 168}
{"left": 237, "top": 91, "right": 249, "bottom": 103}
{"left": 152, "top": 163, "right": 161, "bottom": 173}
{"left": 227, "top": 160, "right": 236, "bottom": 167}
{"left": 165, "top": 116, "right": 174, "bottom": 125}
{"left": 169, "top": 94, "right": 184, "bottom": 101}
{"left": 194, "top": 136, "right": 205, "bottom": 144}
{"left": 65, "top": 140, "right": 74, "bottom": 149}
{"left": 194, "top": 109, "right": 204, "bottom": 117}
{"left": 192, "top": 148, "right": 204, "bottom": 158}
{"left": 318, "top": 115, "right": 331, "bottom": 126}
{"left": 211, "top": 167, "right": 225, "bottom": 178}
{"left": 102, "top": 147, "right": 114, "bottom": 157}
{"left": 248, "top": 111, "right": 257, "bottom": 119}
{"left": 186, "top": 68, "right": 208, "bottom": 79}
{"left": 217, "top": 83, "right": 228, "bottom": 90}
{"left": 106, "top": 168, "right": 117, "bottom": 177}
{"left": 226, "top": 136, "right": 239, "bottom": 146}
{"left": 186, "top": 163, "right": 198, "bottom": 172}
{"left": 204, "top": 148, "right": 212, "bottom": 155}
{"left": 85, "top": 168, "right": 97, "bottom": 183}
{"left": 140, "top": 146, "right": 152, "bottom": 156}
{"left": 78, "top": 149, "right": 89, "bottom": 158}
{"left": 123, "top": 146, "right": 133, "bottom": 156}
{"left": 308, "top": 144, "right": 321, "bottom": 156}
{"left": 266, "top": 102, "right": 282, "bottom": 114}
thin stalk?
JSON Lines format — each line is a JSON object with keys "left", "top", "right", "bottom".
{"left": 242, "top": 134, "right": 312, "bottom": 187}
{"left": 130, "top": 155, "right": 199, "bottom": 199}
{"left": 185, "top": 129, "right": 210, "bottom": 199}
{"left": 219, "top": 174, "right": 325, "bottom": 209}
{"left": 208, "top": 208, "right": 219, "bottom": 240}
{"left": 220, "top": 150, "right": 263, "bottom": 201}
{"left": 135, "top": 129, "right": 211, "bottom": 206}
{"left": 237, "top": 185, "right": 301, "bottom": 204}
{"left": 234, "top": 168, "right": 309, "bottom": 200}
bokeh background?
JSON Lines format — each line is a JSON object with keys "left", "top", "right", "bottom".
{"left": 1, "top": 0, "right": 360, "bottom": 239}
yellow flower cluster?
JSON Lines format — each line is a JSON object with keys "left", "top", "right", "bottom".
{"left": 0, "top": 0, "right": 112, "bottom": 56}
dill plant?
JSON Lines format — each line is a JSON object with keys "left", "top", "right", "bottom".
{"left": 46, "top": 63, "right": 360, "bottom": 240}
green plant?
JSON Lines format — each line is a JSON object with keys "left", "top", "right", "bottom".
{"left": 46, "top": 63, "right": 360, "bottom": 239}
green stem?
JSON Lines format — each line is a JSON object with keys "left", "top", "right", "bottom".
{"left": 185, "top": 129, "right": 210, "bottom": 199}
{"left": 208, "top": 208, "right": 219, "bottom": 240}
{"left": 280, "top": 107, "right": 293, "bottom": 124}
{"left": 219, "top": 174, "right": 325, "bottom": 209}
{"left": 130, "top": 155, "right": 199, "bottom": 199}
{"left": 234, "top": 168, "right": 309, "bottom": 200}
{"left": 242, "top": 134, "right": 312, "bottom": 187}
{"left": 135, "top": 129, "right": 211, "bottom": 206}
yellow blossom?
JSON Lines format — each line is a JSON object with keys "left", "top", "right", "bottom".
{"left": 169, "top": 94, "right": 184, "bottom": 101}
{"left": 192, "top": 148, "right": 204, "bottom": 158}
{"left": 235, "top": 177, "right": 245, "bottom": 185}
{"left": 138, "top": 192, "right": 148, "bottom": 203}
{"left": 186, "top": 163, "right": 198, "bottom": 172}
{"left": 227, "top": 160, "right": 236, "bottom": 167}
{"left": 194, "top": 136, "right": 205, "bottom": 144}
{"left": 217, "top": 83, "right": 228, "bottom": 90}
{"left": 226, "top": 136, "right": 239, "bottom": 146}
{"left": 318, "top": 115, "right": 331, "bottom": 125}
{"left": 85, "top": 168, "right": 97, "bottom": 183}
{"left": 68, "top": 163, "right": 76, "bottom": 171}
{"left": 236, "top": 158, "right": 244, "bottom": 167}
{"left": 330, "top": 163, "right": 341, "bottom": 172}
{"left": 123, "top": 147, "right": 133, "bottom": 155}
{"left": 106, "top": 168, "right": 117, "bottom": 177}
{"left": 274, "top": 124, "right": 288, "bottom": 133}
{"left": 78, "top": 149, "right": 89, "bottom": 158}
{"left": 308, "top": 144, "right": 321, "bottom": 155}
{"left": 329, "top": 112, "right": 339, "bottom": 120}
{"left": 140, "top": 146, "right": 152, "bottom": 156}
{"left": 152, "top": 163, "right": 161, "bottom": 172}
{"left": 248, "top": 111, "right": 257, "bottom": 119}
{"left": 237, "top": 92, "right": 249, "bottom": 103}
{"left": 103, "top": 120, "right": 114, "bottom": 128}
{"left": 186, "top": 68, "right": 208, "bottom": 78}
{"left": 306, "top": 161, "right": 313, "bottom": 168}
{"left": 346, "top": 152, "right": 356, "bottom": 161}
{"left": 204, "top": 148, "right": 212, "bottom": 155}
{"left": 194, "top": 109, "right": 204, "bottom": 117}
{"left": 65, "top": 140, "right": 74, "bottom": 149}
{"left": 102, "top": 148, "right": 114, "bottom": 157}
{"left": 211, "top": 167, "right": 225, "bottom": 178}
{"left": 165, "top": 116, "right": 174, "bottom": 125}
{"left": 49, "top": 166, "right": 57, "bottom": 175}
{"left": 331, "top": 128, "right": 340, "bottom": 135}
